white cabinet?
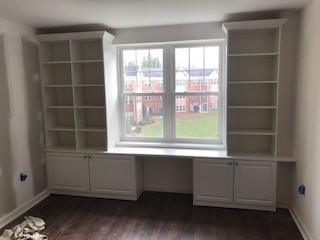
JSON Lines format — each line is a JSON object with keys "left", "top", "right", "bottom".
{"left": 234, "top": 160, "right": 277, "bottom": 207}
{"left": 46, "top": 152, "right": 143, "bottom": 200}
{"left": 193, "top": 158, "right": 277, "bottom": 211}
{"left": 193, "top": 158, "right": 233, "bottom": 204}
{"left": 89, "top": 154, "right": 141, "bottom": 199}
{"left": 46, "top": 152, "right": 90, "bottom": 192}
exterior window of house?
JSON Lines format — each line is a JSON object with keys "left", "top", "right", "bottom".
{"left": 125, "top": 96, "right": 134, "bottom": 104}
{"left": 125, "top": 81, "right": 133, "bottom": 88}
{"left": 119, "top": 42, "right": 223, "bottom": 147}
{"left": 144, "top": 80, "right": 150, "bottom": 87}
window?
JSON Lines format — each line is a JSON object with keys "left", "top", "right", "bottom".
{"left": 176, "top": 105, "right": 186, "bottom": 112}
{"left": 144, "top": 80, "right": 150, "bottom": 87}
{"left": 125, "top": 96, "right": 134, "bottom": 104}
{"left": 120, "top": 42, "right": 223, "bottom": 146}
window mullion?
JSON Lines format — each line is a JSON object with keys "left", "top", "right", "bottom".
{"left": 163, "top": 45, "right": 174, "bottom": 142}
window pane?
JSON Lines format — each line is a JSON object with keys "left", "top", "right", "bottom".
{"left": 175, "top": 48, "right": 189, "bottom": 70}
{"left": 124, "top": 96, "right": 163, "bottom": 138}
{"left": 175, "top": 95, "right": 219, "bottom": 139}
{"left": 175, "top": 46, "right": 220, "bottom": 93}
{"left": 123, "top": 49, "right": 163, "bottom": 93}
{"left": 190, "top": 47, "right": 204, "bottom": 70}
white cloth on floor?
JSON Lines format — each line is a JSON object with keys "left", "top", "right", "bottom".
{"left": 0, "top": 216, "right": 47, "bottom": 240}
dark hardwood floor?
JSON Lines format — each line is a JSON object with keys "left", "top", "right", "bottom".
{"left": 2, "top": 192, "right": 303, "bottom": 240}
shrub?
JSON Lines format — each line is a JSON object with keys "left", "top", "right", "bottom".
{"left": 147, "top": 118, "right": 157, "bottom": 124}
{"left": 139, "top": 120, "right": 147, "bottom": 126}
{"left": 125, "top": 118, "right": 132, "bottom": 134}
{"left": 130, "top": 120, "right": 137, "bottom": 126}
{"left": 144, "top": 114, "right": 151, "bottom": 121}
{"left": 193, "top": 104, "right": 200, "bottom": 113}
{"left": 135, "top": 126, "right": 142, "bottom": 133}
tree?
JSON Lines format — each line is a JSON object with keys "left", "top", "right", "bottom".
{"left": 126, "top": 61, "right": 136, "bottom": 66}
{"left": 141, "top": 55, "right": 162, "bottom": 68}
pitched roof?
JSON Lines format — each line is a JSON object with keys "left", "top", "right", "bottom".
{"left": 124, "top": 66, "right": 217, "bottom": 78}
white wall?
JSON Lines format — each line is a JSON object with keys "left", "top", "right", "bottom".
{"left": 111, "top": 22, "right": 225, "bottom": 45}
{"left": 143, "top": 157, "right": 193, "bottom": 194}
{"left": 291, "top": 0, "right": 320, "bottom": 239}
{"left": 0, "top": 17, "right": 46, "bottom": 219}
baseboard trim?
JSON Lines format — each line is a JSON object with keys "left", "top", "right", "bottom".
{"left": 276, "top": 200, "right": 289, "bottom": 209}
{"left": 0, "top": 189, "right": 50, "bottom": 230}
{"left": 50, "top": 190, "right": 139, "bottom": 201}
{"left": 288, "top": 203, "right": 313, "bottom": 240}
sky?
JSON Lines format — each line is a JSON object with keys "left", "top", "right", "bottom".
{"left": 123, "top": 46, "right": 220, "bottom": 70}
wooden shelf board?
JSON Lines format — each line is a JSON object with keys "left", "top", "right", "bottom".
{"left": 44, "top": 85, "right": 73, "bottom": 88}
{"left": 76, "top": 106, "right": 105, "bottom": 109}
{"left": 74, "top": 84, "right": 104, "bottom": 87}
{"left": 228, "top": 52, "right": 278, "bottom": 57}
{"left": 48, "top": 127, "right": 75, "bottom": 131}
{"left": 228, "top": 129, "right": 276, "bottom": 136}
{"left": 47, "top": 146, "right": 77, "bottom": 151}
{"left": 228, "top": 81, "right": 277, "bottom": 84}
{"left": 73, "top": 60, "right": 103, "bottom": 63}
{"left": 77, "top": 127, "right": 107, "bottom": 132}
{"left": 78, "top": 146, "right": 107, "bottom": 152}
{"left": 46, "top": 106, "right": 74, "bottom": 109}
{"left": 43, "top": 61, "right": 71, "bottom": 64}
{"left": 227, "top": 151, "right": 275, "bottom": 160}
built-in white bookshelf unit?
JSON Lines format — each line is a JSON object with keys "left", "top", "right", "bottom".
{"left": 38, "top": 31, "right": 114, "bottom": 151}
{"left": 223, "top": 19, "right": 287, "bottom": 158}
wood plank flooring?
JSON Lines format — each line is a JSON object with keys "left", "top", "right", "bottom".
{"left": 2, "top": 192, "right": 303, "bottom": 240}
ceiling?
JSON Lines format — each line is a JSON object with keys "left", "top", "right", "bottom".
{"left": 0, "top": 0, "right": 309, "bottom": 29}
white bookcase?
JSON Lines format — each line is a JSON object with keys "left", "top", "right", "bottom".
{"left": 222, "top": 19, "right": 287, "bottom": 158}
{"left": 38, "top": 31, "right": 114, "bottom": 152}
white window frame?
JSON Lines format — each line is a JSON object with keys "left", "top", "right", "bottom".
{"left": 118, "top": 40, "right": 225, "bottom": 149}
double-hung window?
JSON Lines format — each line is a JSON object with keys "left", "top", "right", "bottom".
{"left": 119, "top": 42, "right": 224, "bottom": 147}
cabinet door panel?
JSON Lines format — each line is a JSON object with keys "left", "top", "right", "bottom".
{"left": 194, "top": 158, "right": 233, "bottom": 203}
{"left": 90, "top": 155, "right": 135, "bottom": 195}
{"left": 47, "top": 153, "right": 89, "bottom": 192}
{"left": 234, "top": 160, "right": 277, "bottom": 206}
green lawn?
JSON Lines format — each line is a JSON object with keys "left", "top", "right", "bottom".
{"left": 141, "top": 111, "right": 218, "bottom": 139}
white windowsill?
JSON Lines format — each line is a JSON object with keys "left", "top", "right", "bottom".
{"left": 108, "top": 145, "right": 228, "bottom": 159}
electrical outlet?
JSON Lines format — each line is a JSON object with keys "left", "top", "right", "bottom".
{"left": 20, "top": 173, "right": 28, "bottom": 182}
{"left": 298, "top": 185, "right": 305, "bottom": 195}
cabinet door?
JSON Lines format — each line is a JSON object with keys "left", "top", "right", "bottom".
{"left": 193, "top": 158, "right": 234, "bottom": 203}
{"left": 46, "top": 153, "right": 89, "bottom": 192}
{"left": 89, "top": 154, "right": 135, "bottom": 195}
{"left": 234, "top": 160, "right": 277, "bottom": 206}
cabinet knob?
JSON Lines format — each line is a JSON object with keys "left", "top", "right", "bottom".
{"left": 88, "top": 155, "right": 92, "bottom": 159}
{"left": 83, "top": 155, "right": 87, "bottom": 158}
{"left": 235, "top": 162, "right": 238, "bottom": 166}
{"left": 229, "top": 162, "right": 233, "bottom": 165}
